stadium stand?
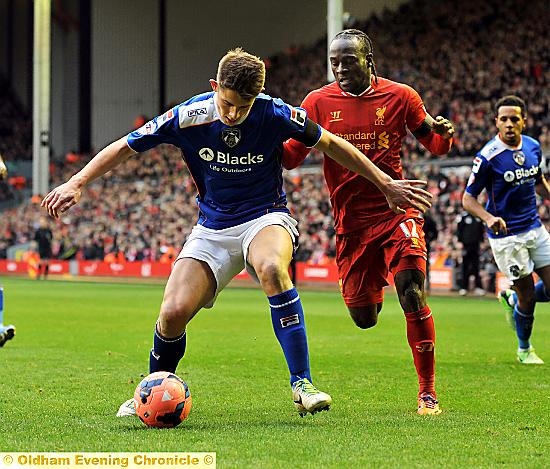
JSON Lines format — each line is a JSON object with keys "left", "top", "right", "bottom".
{"left": 2, "top": 0, "right": 549, "bottom": 292}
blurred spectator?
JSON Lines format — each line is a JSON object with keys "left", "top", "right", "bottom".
{"left": 34, "top": 217, "right": 53, "bottom": 279}
{"left": 456, "top": 211, "right": 485, "bottom": 296}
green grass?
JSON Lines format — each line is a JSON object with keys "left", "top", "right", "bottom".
{"left": 1, "top": 277, "right": 549, "bottom": 468}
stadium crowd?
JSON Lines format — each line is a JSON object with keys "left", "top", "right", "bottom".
{"left": 1, "top": 0, "right": 549, "bottom": 293}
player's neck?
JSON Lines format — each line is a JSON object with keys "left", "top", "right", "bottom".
{"left": 497, "top": 133, "right": 522, "bottom": 149}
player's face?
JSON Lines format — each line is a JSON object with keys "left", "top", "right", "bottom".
{"left": 495, "top": 106, "right": 525, "bottom": 147}
{"left": 210, "top": 80, "right": 256, "bottom": 126}
{"left": 329, "top": 37, "right": 371, "bottom": 95}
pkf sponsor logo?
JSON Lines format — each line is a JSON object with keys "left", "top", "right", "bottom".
{"left": 188, "top": 107, "right": 207, "bottom": 118}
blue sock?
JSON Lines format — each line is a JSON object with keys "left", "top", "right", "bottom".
{"left": 0, "top": 287, "right": 4, "bottom": 326}
{"left": 149, "top": 325, "right": 187, "bottom": 373}
{"left": 513, "top": 305, "right": 534, "bottom": 350}
{"left": 269, "top": 288, "right": 311, "bottom": 386}
{"left": 535, "top": 280, "right": 550, "bottom": 303}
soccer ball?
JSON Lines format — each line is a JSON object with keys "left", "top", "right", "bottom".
{"left": 133, "top": 371, "right": 192, "bottom": 428}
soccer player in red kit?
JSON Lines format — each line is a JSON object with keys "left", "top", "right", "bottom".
{"left": 283, "top": 29, "right": 455, "bottom": 415}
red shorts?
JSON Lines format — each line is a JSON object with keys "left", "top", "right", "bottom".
{"left": 335, "top": 213, "right": 427, "bottom": 307}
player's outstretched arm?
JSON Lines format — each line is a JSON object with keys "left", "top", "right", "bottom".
{"left": 282, "top": 138, "right": 310, "bottom": 170}
{"left": 314, "top": 128, "right": 433, "bottom": 213}
{"left": 42, "top": 137, "right": 136, "bottom": 219}
{"left": 462, "top": 192, "right": 507, "bottom": 235}
{"left": 413, "top": 115, "right": 455, "bottom": 156}
{"left": 535, "top": 175, "right": 550, "bottom": 201}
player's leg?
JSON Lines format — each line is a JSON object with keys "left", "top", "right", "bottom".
{"left": 532, "top": 228, "right": 550, "bottom": 305}
{"left": 491, "top": 230, "right": 544, "bottom": 364}
{"left": 116, "top": 258, "right": 215, "bottom": 417}
{"left": 509, "top": 275, "right": 543, "bottom": 363}
{"left": 0, "top": 287, "right": 15, "bottom": 348}
{"left": 534, "top": 265, "right": 550, "bottom": 303}
{"left": 335, "top": 227, "right": 387, "bottom": 329}
{"left": 151, "top": 257, "right": 216, "bottom": 373}
{"left": 246, "top": 217, "right": 331, "bottom": 415}
{"left": 394, "top": 268, "right": 440, "bottom": 415}
{"left": 390, "top": 215, "right": 439, "bottom": 414}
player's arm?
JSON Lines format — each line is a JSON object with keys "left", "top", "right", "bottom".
{"left": 282, "top": 138, "right": 309, "bottom": 170}
{"left": 42, "top": 137, "right": 136, "bottom": 219}
{"left": 462, "top": 192, "right": 506, "bottom": 235}
{"left": 412, "top": 114, "right": 455, "bottom": 155}
{"left": 535, "top": 175, "right": 550, "bottom": 200}
{"left": 313, "top": 127, "right": 432, "bottom": 213}
{"left": 462, "top": 155, "right": 506, "bottom": 235}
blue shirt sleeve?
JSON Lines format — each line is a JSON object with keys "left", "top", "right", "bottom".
{"left": 127, "top": 107, "right": 180, "bottom": 153}
{"left": 272, "top": 98, "right": 322, "bottom": 147}
{"left": 465, "top": 155, "right": 490, "bottom": 198}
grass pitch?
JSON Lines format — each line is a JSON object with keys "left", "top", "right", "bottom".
{"left": 1, "top": 277, "right": 549, "bottom": 468}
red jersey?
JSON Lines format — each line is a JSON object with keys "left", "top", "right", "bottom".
{"left": 285, "top": 77, "right": 427, "bottom": 234}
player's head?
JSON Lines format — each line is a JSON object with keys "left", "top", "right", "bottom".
{"left": 495, "top": 95, "right": 526, "bottom": 147}
{"left": 210, "top": 48, "right": 265, "bottom": 126}
{"left": 329, "top": 29, "right": 378, "bottom": 95}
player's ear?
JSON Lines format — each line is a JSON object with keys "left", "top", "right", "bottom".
{"left": 209, "top": 79, "right": 218, "bottom": 92}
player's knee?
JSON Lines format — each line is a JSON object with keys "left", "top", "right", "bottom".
{"left": 399, "top": 284, "right": 424, "bottom": 310}
{"left": 349, "top": 308, "right": 378, "bottom": 329}
{"left": 255, "top": 260, "right": 289, "bottom": 287}
{"left": 517, "top": 296, "right": 536, "bottom": 313}
{"left": 159, "top": 298, "right": 192, "bottom": 334}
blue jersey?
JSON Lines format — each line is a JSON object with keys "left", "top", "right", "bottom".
{"left": 465, "top": 134, "right": 543, "bottom": 238}
{"left": 127, "top": 92, "right": 321, "bottom": 229}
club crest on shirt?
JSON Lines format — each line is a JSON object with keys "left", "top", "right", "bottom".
{"left": 513, "top": 150, "right": 525, "bottom": 166}
{"left": 222, "top": 128, "right": 241, "bottom": 148}
{"left": 375, "top": 106, "right": 386, "bottom": 125}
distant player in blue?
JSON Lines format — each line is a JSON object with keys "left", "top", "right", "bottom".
{"left": 463, "top": 95, "right": 550, "bottom": 365}
{"left": 0, "top": 286, "right": 16, "bottom": 348}
{"left": 42, "top": 48, "right": 433, "bottom": 416}
{"left": 0, "top": 157, "right": 16, "bottom": 348}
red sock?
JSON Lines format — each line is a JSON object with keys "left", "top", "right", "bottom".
{"left": 404, "top": 305, "right": 436, "bottom": 397}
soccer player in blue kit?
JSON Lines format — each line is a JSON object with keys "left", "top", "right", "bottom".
{"left": 463, "top": 95, "right": 550, "bottom": 365}
{"left": 42, "top": 48, "right": 433, "bottom": 416}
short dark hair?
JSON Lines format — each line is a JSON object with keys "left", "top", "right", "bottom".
{"left": 332, "top": 29, "right": 378, "bottom": 84}
{"left": 495, "top": 95, "right": 527, "bottom": 117}
{"left": 217, "top": 48, "right": 265, "bottom": 100}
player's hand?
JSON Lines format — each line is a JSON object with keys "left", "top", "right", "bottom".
{"left": 41, "top": 180, "right": 82, "bottom": 219}
{"left": 486, "top": 216, "right": 507, "bottom": 236}
{"left": 432, "top": 116, "right": 455, "bottom": 139}
{"left": 384, "top": 179, "right": 433, "bottom": 214}
{"left": 0, "top": 156, "right": 7, "bottom": 180}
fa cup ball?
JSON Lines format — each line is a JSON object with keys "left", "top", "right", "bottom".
{"left": 134, "top": 371, "right": 192, "bottom": 428}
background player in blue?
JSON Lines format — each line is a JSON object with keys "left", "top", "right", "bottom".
{"left": 462, "top": 95, "right": 550, "bottom": 364}
{"left": 42, "top": 48, "right": 433, "bottom": 416}
{"left": 0, "top": 158, "right": 16, "bottom": 348}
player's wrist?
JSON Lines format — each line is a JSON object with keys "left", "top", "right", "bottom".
{"left": 69, "top": 174, "right": 87, "bottom": 189}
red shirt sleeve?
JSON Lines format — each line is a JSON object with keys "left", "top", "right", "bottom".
{"left": 405, "top": 84, "right": 453, "bottom": 156}
{"left": 282, "top": 92, "right": 318, "bottom": 170}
